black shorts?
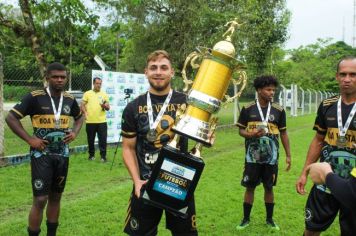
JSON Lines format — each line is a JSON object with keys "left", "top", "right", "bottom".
{"left": 124, "top": 190, "right": 198, "bottom": 236}
{"left": 30, "top": 154, "right": 69, "bottom": 196}
{"left": 305, "top": 185, "right": 356, "bottom": 235}
{"left": 241, "top": 163, "right": 278, "bottom": 189}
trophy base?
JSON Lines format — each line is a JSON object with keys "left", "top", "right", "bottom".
{"left": 141, "top": 145, "right": 205, "bottom": 218}
{"left": 172, "top": 115, "right": 212, "bottom": 147}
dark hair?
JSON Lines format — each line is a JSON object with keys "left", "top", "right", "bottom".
{"left": 253, "top": 75, "right": 279, "bottom": 90}
{"left": 93, "top": 77, "right": 102, "bottom": 84}
{"left": 336, "top": 56, "right": 356, "bottom": 72}
{"left": 146, "top": 50, "right": 172, "bottom": 66}
{"left": 46, "top": 62, "right": 66, "bottom": 77}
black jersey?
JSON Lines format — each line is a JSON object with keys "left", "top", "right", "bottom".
{"left": 10, "top": 89, "right": 82, "bottom": 157}
{"left": 237, "top": 101, "right": 286, "bottom": 165}
{"left": 313, "top": 96, "right": 356, "bottom": 180}
{"left": 121, "top": 90, "right": 187, "bottom": 179}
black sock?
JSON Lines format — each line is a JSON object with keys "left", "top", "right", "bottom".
{"left": 28, "top": 227, "right": 41, "bottom": 236}
{"left": 46, "top": 220, "right": 58, "bottom": 236}
{"left": 243, "top": 202, "right": 252, "bottom": 220}
{"left": 265, "top": 202, "right": 274, "bottom": 220}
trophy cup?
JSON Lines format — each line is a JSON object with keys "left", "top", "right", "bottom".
{"left": 141, "top": 19, "right": 247, "bottom": 218}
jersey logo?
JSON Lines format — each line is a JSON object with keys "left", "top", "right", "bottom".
{"left": 130, "top": 217, "right": 139, "bottom": 230}
{"left": 34, "top": 179, "right": 44, "bottom": 190}
{"left": 145, "top": 153, "right": 158, "bottom": 164}
{"left": 63, "top": 105, "right": 71, "bottom": 115}
{"left": 305, "top": 208, "right": 312, "bottom": 221}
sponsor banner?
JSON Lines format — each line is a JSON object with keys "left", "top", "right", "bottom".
{"left": 92, "top": 70, "right": 149, "bottom": 143}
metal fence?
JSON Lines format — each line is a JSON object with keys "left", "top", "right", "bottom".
{"left": 278, "top": 84, "right": 337, "bottom": 117}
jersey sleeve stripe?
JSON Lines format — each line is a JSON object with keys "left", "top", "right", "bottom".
{"left": 121, "top": 131, "right": 137, "bottom": 138}
{"left": 313, "top": 124, "right": 326, "bottom": 132}
{"left": 11, "top": 108, "right": 24, "bottom": 118}
{"left": 236, "top": 122, "right": 246, "bottom": 128}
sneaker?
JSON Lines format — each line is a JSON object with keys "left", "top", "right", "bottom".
{"left": 266, "top": 219, "right": 280, "bottom": 231}
{"left": 88, "top": 156, "right": 95, "bottom": 161}
{"left": 101, "top": 158, "right": 107, "bottom": 163}
{"left": 236, "top": 218, "right": 250, "bottom": 230}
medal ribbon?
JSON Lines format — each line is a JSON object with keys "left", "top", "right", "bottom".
{"left": 337, "top": 96, "right": 356, "bottom": 137}
{"left": 256, "top": 99, "right": 271, "bottom": 124}
{"left": 147, "top": 89, "right": 173, "bottom": 130}
{"left": 46, "top": 87, "right": 64, "bottom": 128}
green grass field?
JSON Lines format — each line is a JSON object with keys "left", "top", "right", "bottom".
{"left": 0, "top": 109, "right": 340, "bottom": 235}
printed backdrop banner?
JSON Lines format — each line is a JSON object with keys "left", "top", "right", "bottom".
{"left": 92, "top": 70, "right": 150, "bottom": 143}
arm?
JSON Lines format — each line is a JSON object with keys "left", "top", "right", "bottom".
{"left": 325, "top": 173, "right": 356, "bottom": 209}
{"left": 101, "top": 101, "right": 110, "bottom": 111}
{"left": 280, "top": 130, "right": 291, "bottom": 171}
{"left": 5, "top": 112, "right": 48, "bottom": 150}
{"left": 306, "top": 163, "right": 356, "bottom": 209}
{"left": 239, "top": 127, "right": 265, "bottom": 139}
{"left": 64, "top": 115, "right": 84, "bottom": 144}
{"left": 122, "top": 136, "right": 147, "bottom": 198}
{"left": 80, "top": 101, "right": 88, "bottom": 117}
{"left": 295, "top": 132, "right": 325, "bottom": 195}
{"left": 102, "top": 93, "right": 110, "bottom": 111}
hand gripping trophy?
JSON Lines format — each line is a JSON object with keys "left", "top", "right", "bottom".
{"left": 141, "top": 19, "right": 247, "bottom": 218}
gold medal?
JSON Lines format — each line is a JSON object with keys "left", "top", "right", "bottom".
{"left": 336, "top": 136, "right": 347, "bottom": 148}
{"left": 146, "top": 129, "right": 157, "bottom": 143}
{"left": 55, "top": 120, "right": 61, "bottom": 129}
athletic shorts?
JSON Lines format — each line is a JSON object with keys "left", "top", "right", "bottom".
{"left": 305, "top": 185, "right": 356, "bottom": 235}
{"left": 241, "top": 163, "right": 278, "bottom": 189}
{"left": 124, "top": 190, "right": 198, "bottom": 236}
{"left": 30, "top": 154, "right": 69, "bottom": 196}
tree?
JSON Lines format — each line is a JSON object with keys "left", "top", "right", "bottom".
{"left": 0, "top": 0, "right": 99, "bottom": 83}
{"left": 0, "top": 0, "right": 46, "bottom": 77}
{"left": 99, "top": 0, "right": 290, "bottom": 79}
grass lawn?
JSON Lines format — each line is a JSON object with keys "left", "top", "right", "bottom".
{"left": 0, "top": 111, "right": 341, "bottom": 235}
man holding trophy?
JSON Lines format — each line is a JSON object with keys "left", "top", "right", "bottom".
{"left": 236, "top": 76, "right": 292, "bottom": 231}
{"left": 121, "top": 50, "right": 197, "bottom": 235}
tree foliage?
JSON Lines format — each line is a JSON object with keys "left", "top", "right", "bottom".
{"left": 99, "top": 0, "right": 290, "bottom": 78}
{"left": 0, "top": 0, "right": 98, "bottom": 82}
{"left": 274, "top": 39, "right": 356, "bottom": 91}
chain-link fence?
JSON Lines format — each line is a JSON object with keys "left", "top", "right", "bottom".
{"left": 278, "top": 84, "right": 337, "bottom": 117}
{"left": 3, "top": 62, "right": 97, "bottom": 102}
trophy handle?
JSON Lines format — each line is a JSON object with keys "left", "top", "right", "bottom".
{"left": 223, "top": 70, "right": 247, "bottom": 104}
{"left": 182, "top": 51, "right": 201, "bottom": 92}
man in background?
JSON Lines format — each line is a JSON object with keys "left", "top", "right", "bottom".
{"left": 81, "top": 77, "right": 110, "bottom": 162}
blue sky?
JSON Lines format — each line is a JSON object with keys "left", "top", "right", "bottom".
{"left": 286, "top": 0, "right": 355, "bottom": 49}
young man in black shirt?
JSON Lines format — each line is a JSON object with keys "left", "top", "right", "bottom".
{"left": 121, "top": 50, "right": 197, "bottom": 235}
{"left": 6, "top": 62, "right": 84, "bottom": 236}
{"left": 236, "top": 75, "right": 291, "bottom": 231}
{"left": 296, "top": 56, "right": 356, "bottom": 236}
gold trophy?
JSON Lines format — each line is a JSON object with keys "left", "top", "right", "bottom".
{"left": 141, "top": 19, "right": 247, "bottom": 218}
{"left": 172, "top": 18, "right": 247, "bottom": 148}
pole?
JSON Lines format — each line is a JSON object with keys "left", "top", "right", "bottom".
{"left": 0, "top": 53, "right": 4, "bottom": 157}
{"left": 110, "top": 93, "right": 130, "bottom": 170}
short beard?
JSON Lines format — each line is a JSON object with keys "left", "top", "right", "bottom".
{"left": 149, "top": 81, "right": 170, "bottom": 92}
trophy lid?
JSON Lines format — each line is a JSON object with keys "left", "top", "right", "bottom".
{"left": 212, "top": 40, "right": 236, "bottom": 58}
